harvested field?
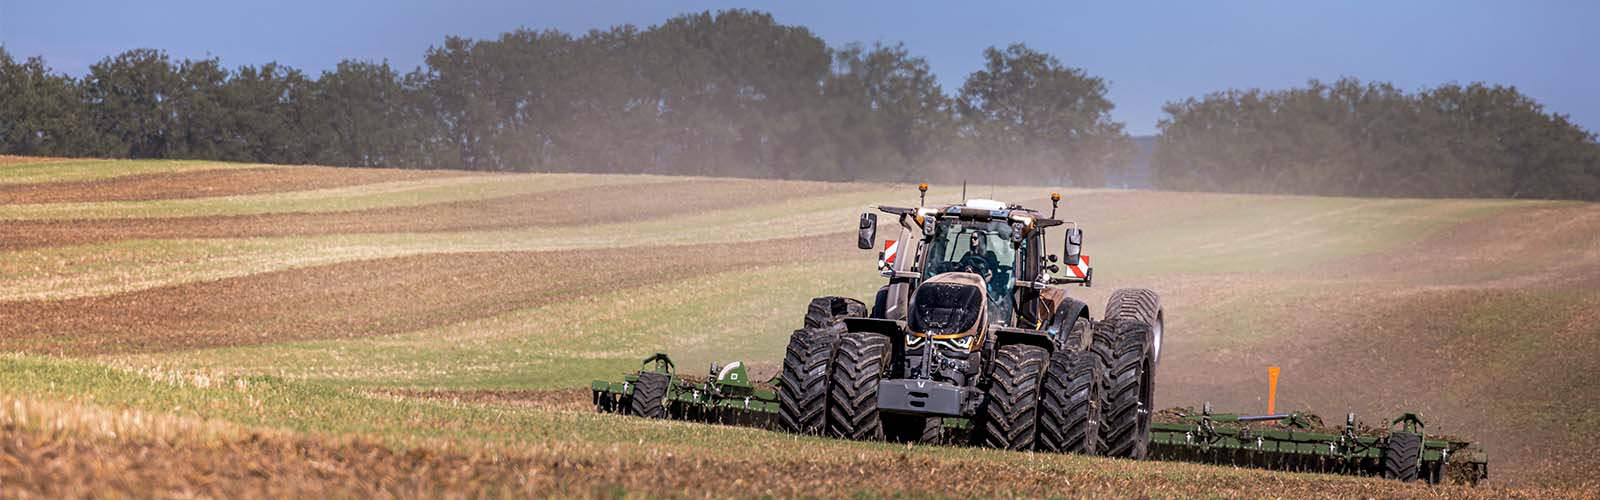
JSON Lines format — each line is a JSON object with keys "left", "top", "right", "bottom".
{"left": 0, "top": 177, "right": 874, "bottom": 251}
{"left": 3, "top": 158, "right": 1597, "bottom": 496}
{"left": 0, "top": 233, "right": 857, "bottom": 355}
{"left": 0, "top": 166, "right": 471, "bottom": 204}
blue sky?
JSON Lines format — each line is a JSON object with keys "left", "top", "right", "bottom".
{"left": 1, "top": 1, "right": 1594, "bottom": 136}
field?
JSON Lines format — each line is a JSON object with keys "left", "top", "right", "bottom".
{"left": 1, "top": 156, "right": 1597, "bottom": 498}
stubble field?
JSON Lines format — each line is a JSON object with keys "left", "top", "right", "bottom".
{"left": 1, "top": 156, "right": 1596, "bottom": 498}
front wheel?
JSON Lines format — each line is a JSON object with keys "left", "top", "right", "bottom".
{"left": 827, "top": 332, "right": 890, "bottom": 440}
{"left": 779, "top": 327, "right": 838, "bottom": 434}
{"left": 1039, "top": 349, "right": 1103, "bottom": 454}
{"left": 971, "top": 344, "right": 1049, "bottom": 451}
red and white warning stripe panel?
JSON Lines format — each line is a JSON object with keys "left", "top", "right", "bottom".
{"left": 878, "top": 239, "right": 899, "bottom": 270}
{"left": 1064, "top": 255, "right": 1091, "bottom": 279}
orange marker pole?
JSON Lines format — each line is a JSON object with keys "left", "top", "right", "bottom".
{"left": 1267, "top": 366, "right": 1281, "bottom": 415}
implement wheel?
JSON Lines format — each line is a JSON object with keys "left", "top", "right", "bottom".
{"left": 1097, "top": 319, "right": 1155, "bottom": 459}
{"left": 1039, "top": 349, "right": 1103, "bottom": 454}
{"left": 972, "top": 344, "right": 1049, "bottom": 451}
{"left": 1385, "top": 431, "right": 1423, "bottom": 482}
{"left": 628, "top": 371, "right": 669, "bottom": 419}
{"left": 779, "top": 327, "right": 839, "bottom": 434}
{"left": 827, "top": 332, "right": 889, "bottom": 440}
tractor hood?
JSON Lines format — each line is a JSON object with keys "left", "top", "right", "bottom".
{"left": 907, "top": 273, "right": 987, "bottom": 340}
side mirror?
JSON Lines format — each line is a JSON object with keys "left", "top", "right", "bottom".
{"left": 1063, "top": 228, "right": 1083, "bottom": 266}
{"left": 857, "top": 213, "right": 877, "bottom": 250}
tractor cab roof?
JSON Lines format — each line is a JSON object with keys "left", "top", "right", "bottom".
{"left": 877, "top": 200, "right": 1064, "bottom": 229}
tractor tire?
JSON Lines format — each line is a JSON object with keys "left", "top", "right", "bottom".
{"left": 883, "top": 413, "right": 943, "bottom": 444}
{"left": 1039, "top": 349, "right": 1103, "bottom": 455}
{"left": 1061, "top": 315, "right": 1092, "bottom": 352}
{"left": 1099, "top": 319, "right": 1155, "bottom": 459}
{"left": 779, "top": 327, "right": 839, "bottom": 434}
{"left": 827, "top": 332, "right": 890, "bottom": 440}
{"left": 972, "top": 344, "right": 1050, "bottom": 451}
{"left": 1385, "top": 431, "right": 1424, "bottom": 482}
{"left": 628, "top": 371, "right": 670, "bottom": 419}
{"left": 1105, "top": 288, "right": 1164, "bottom": 365}
{"left": 805, "top": 296, "right": 868, "bottom": 330}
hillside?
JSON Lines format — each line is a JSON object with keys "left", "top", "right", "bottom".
{"left": 1, "top": 156, "right": 1596, "bottom": 497}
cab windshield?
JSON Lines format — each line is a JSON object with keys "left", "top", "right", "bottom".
{"left": 922, "top": 218, "right": 1016, "bottom": 323}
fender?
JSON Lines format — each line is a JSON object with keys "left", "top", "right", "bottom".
{"left": 993, "top": 326, "right": 1055, "bottom": 353}
{"left": 1046, "top": 297, "right": 1090, "bottom": 333}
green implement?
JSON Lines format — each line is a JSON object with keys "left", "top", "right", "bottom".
{"left": 592, "top": 353, "right": 781, "bottom": 428}
{"left": 592, "top": 353, "right": 1488, "bottom": 485}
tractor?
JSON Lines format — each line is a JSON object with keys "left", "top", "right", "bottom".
{"left": 593, "top": 184, "right": 1487, "bottom": 482}
{"left": 778, "top": 185, "right": 1165, "bottom": 457}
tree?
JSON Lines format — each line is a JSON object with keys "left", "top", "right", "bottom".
{"left": 221, "top": 62, "right": 315, "bottom": 164}
{"left": 822, "top": 43, "right": 952, "bottom": 181}
{"left": 957, "top": 44, "right": 1133, "bottom": 186}
{"left": 0, "top": 47, "right": 109, "bottom": 156}
{"left": 307, "top": 60, "right": 431, "bottom": 168}
{"left": 83, "top": 49, "right": 182, "bottom": 158}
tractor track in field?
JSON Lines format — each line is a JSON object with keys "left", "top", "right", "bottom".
{"left": 0, "top": 233, "right": 859, "bottom": 356}
{"left": 0, "top": 166, "right": 474, "bottom": 204}
{"left": 0, "top": 178, "right": 872, "bottom": 251}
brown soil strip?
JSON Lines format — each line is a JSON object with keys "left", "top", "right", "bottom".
{"left": 0, "top": 233, "right": 860, "bottom": 356}
{"left": 0, "top": 177, "right": 870, "bottom": 251}
{"left": 0, "top": 166, "right": 474, "bottom": 204}
{"left": 2, "top": 423, "right": 1571, "bottom": 498}
{"left": 0, "top": 155, "right": 70, "bottom": 166}
{"left": 370, "top": 388, "right": 593, "bottom": 412}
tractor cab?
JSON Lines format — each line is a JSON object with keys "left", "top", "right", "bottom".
{"left": 859, "top": 191, "right": 1087, "bottom": 332}
{"left": 920, "top": 214, "right": 1017, "bottom": 325}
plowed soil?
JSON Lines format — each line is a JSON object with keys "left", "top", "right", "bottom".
{"left": 0, "top": 178, "right": 870, "bottom": 251}
{"left": 0, "top": 166, "right": 472, "bottom": 204}
{"left": 0, "top": 233, "right": 857, "bottom": 355}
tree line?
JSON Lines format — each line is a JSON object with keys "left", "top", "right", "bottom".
{"left": 1153, "top": 78, "right": 1600, "bottom": 200}
{"left": 0, "top": 10, "right": 1130, "bottom": 186}
{"left": 2, "top": 9, "right": 1596, "bottom": 199}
